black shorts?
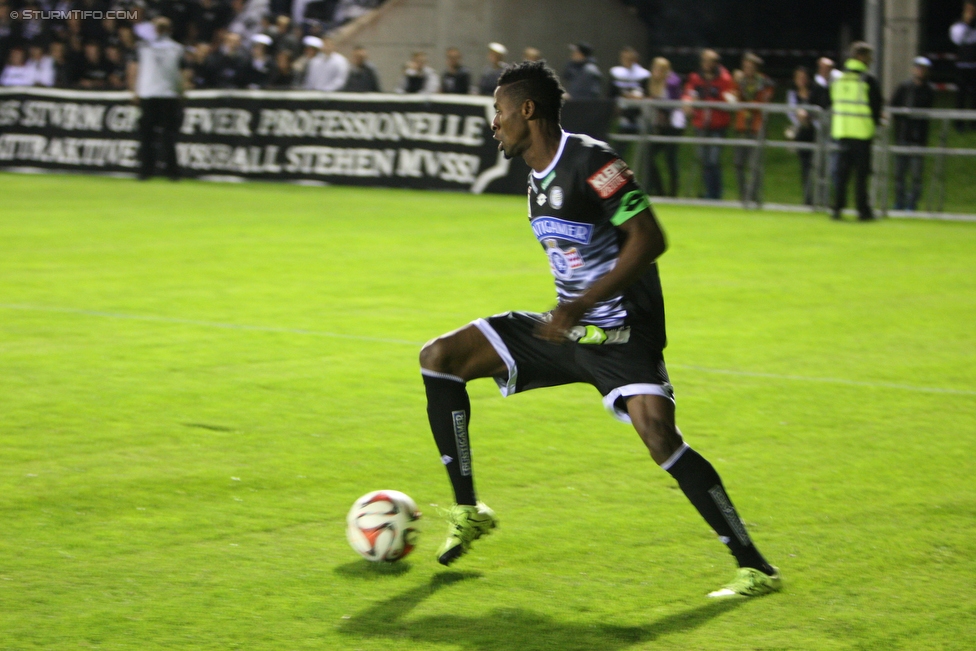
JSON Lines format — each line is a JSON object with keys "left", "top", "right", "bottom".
{"left": 473, "top": 311, "right": 673, "bottom": 423}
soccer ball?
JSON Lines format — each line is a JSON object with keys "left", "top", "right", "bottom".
{"left": 346, "top": 490, "right": 421, "bottom": 562}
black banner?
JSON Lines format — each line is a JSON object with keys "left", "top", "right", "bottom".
{"left": 0, "top": 88, "right": 515, "bottom": 193}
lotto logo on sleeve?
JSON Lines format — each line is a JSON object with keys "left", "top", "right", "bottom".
{"left": 587, "top": 159, "right": 633, "bottom": 199}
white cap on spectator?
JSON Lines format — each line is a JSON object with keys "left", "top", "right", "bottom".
{"left": 303, "top": 36, "right": 324, "bottom": 49}
{"left": 252, "top": 34, "right": 273, "bottom": 46}
{"left": 488, "top": 42, "right": 507, "bottom": 56}
{"left": 913, "top": 56, "right": 932, "bottom": 67}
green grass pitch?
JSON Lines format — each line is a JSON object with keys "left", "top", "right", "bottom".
{"left": 1, "top": 172, "right": 974, "bottom": 650}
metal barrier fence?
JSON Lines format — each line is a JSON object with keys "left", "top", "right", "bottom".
{"left": 612, "top": 98, "right": 976, "bottom": 216}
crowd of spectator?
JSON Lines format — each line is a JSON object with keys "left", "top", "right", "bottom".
{"left": 0, "top": 0, "right": 383, "bottom": 90}
{"left": 2, "top": 0, "right": 973, "bottom": 207}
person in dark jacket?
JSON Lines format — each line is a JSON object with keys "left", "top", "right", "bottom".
{"left": 242, "top": 34, "right": 273, "bottom": 89}
{"left": 477, "top": 42, "right": 507, "bottom": 96}
{"left": 440, "top": 46, "right": 470, "bottom": 94}
{"left": 562, "top": 42, "right": 602, "bottom": 99}
{"left": 343, "top": 45, "right": 380, "bottom": 91}
{"left": 889, "top": 57, "right": 935, "bottom": 211}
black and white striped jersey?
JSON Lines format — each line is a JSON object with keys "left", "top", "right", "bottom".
{"left": 527, "top": 131, "right": 666, "bottom": 345}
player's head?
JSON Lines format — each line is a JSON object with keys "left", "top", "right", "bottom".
{"left": 492, "top": 61, "right": 565, "bottom": 159}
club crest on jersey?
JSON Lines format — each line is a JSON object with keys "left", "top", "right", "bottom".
{"left": 550, "top": 186, "right": 563, "bottom": 209}
{"left": 531, "top": 217, "right": 593, "bottom": 245}
{"left": 545, "top": 241, "right": 585, "bottom": 280}
{"left": 587, "top": 159, "right": 633, "bottom": 199}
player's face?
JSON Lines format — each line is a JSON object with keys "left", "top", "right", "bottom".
{"left": 492, "top": 87, "right": 530, "bottom": 160}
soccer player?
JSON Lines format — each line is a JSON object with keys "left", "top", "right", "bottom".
{"left": 420, "top": 61, "right": 781, "bottom": 598}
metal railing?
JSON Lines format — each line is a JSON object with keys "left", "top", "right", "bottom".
{"left": 612, "top": 98, "right": 976, "bottom": 216}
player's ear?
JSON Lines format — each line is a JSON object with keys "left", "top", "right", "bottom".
{"left": 521, "top": 98, "right": 536, "bottom": 120}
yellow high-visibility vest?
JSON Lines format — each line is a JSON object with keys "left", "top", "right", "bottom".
{"left": 831, "top": 59, "right": 875, "bottom": 140}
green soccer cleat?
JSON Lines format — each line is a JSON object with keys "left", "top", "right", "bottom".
{"left": 707, "top": 566, "right": 782, "bottom": 598}
{"left": 436, "top": 502, "right": 498, "bottom": 566}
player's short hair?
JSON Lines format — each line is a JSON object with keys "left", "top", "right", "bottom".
{"left": 496, "top": 60, "right": 565, "bottom": 123}
{"left": 850, "top": 41, "right": 874, "bottom": 58}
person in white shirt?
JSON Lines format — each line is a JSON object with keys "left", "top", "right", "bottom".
{"left": 304, "top": 37, "right": 349, "bottom": 91}
{"left": 130, "top": 17, "right": 185, "bottom": 180}
{"left": 25, "top": 44, "right": 55, "bottom": 87}
{"left": 609, "top": 46, "right": 651, "bottom": 133}
{"left": 1, "top": 48, "right": 35, "bottom": 87}
{"left": 609, "top": 46, "right": 650, "bottom": 99}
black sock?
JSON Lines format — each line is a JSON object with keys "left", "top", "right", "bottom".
{"left": 422, "top": 371, "right": 476, "bottom": 505}
{"left": 664, "top": 445, "right": 774, "bottom": 575}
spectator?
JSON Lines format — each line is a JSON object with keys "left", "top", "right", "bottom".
{"left": 77, "top": 42, "right": 111, "bottom": 89}
{"left": 117, "top": 25, "right": 137, "bottom": 57}
{"left": 267, "top": 48, "right": 294, "bottom": 88}
{"left": 292, "top": 35, "right": 321, "bottom": 88}
{"left": 304, "top": 36, "right": 348, "bottom": 91}
{"left": 950, "top": 0, "right": 976, "bottom": 131}
{"left": 732, "top": 53, "right": 774, "bottom": 202}
{"left": 645, "top": 56, "right": 684, "bottom": 197}
{"left": 132, "top": 16, "right": 184, "bottom": 181}
{"left": 227, "top": 0, "right": 271, "bottom": 42}
{"left": 242, "top": 33, "right": 272, "bottom": 88}
{"left": 563, "top": 41, "right": 602, "bottom": 99}
{"left": 397, "top": 50, "right": 438, "bottom": 94}
{"left": 787, "top": 66, "right": 817, "bottom": 205}
{"left": 812, "top": 57, "right": 837, "bottom": 105}
{"left": 523, "top": 47, "right": 542, "bottom": 62}
{"left": 683, "top": 48, "right": 736, "bottom": 199}
{"left": 477, "top": 42, "right": 507, "bottom": 96}
{"left": 1, "top": 47, "right": 33, "bottom": 86}
{"left": 189, "top": 0, "right": 235, "bottom": 46}
{"left": 889, "top": 57, "right": 935, "bottom": 211}
{"left": 48, "top": 41, "right": 72, "bottom": 88}
{"left": 104, "top": 43, "right": 129, "bottom": 89}
{"left": 609, "top": 45, "right": 649, "bottom": 133}
{"left": 271, "top": 15, "right": 298, "bottom": 56}
{"left": 0, "top": 8, "right": 14, "bottom": 70}
{"left": 25, "top": 43, "right": 55, "bottom": 87}
{"left": 186, "top": 42, "right": 215, "bottom": 88}
{"left": 343, "top": 44, "right": 380, "bottom": 91}
{"left": 209, "top": 31, "right": 248, "bottom": 88}
{"left": 440, "top": 46, "right": 470, "bottom": 94}
{"left": 831, "top": 41, "right": 882, "bottom": 221}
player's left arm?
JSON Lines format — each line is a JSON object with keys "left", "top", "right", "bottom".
{"left": 538, "top": 208, "right": 667, "bottom": 342}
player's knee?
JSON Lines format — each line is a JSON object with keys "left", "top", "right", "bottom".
{"left": 419, "top": 337, "right": 456, "bottom": 374}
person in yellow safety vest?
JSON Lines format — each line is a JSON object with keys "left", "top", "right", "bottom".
{"left": 830, "top": 41, "right": 883, "bottom": 221}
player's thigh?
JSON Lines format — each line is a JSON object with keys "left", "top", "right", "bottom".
{"left": 420, "top": 323, "right": 506, "bottom": 381}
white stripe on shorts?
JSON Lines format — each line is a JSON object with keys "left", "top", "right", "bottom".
{"left": 472, "top": 318, "right": 519, "bottom": 397}
{"left": 602, "top": 383, "right": 675, "bottom": 424}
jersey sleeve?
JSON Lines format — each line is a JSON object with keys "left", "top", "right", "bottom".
{"left": 580, "top": 146, "right": 651, "bottom": 227}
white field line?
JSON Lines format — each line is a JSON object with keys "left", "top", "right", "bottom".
{"left": 0, "top": 303, "right": 418, "bottom": 346}
{"left": 2, "top": 302, "right": 974, "bottom": 397}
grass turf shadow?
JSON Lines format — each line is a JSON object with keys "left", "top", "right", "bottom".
{"left": 340, "top": 572, "right": 743, "bottom": 651}
{"left": 333, "top": 560, "right": 414, "bottom": 579}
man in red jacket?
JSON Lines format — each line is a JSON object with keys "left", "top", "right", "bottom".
{"left": 682, "top": 49, "right": 738, "bottom": 199}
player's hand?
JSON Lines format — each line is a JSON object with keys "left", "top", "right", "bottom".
{"left": 535, "top": 301, "right": 588, "bottom": 343}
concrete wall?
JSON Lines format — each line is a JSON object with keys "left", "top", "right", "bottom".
{"left": 332, "top": 0, "right": 648, "bottom": 94}
{"left": 881, "top": 0, "right": 921, "bottom": 99}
